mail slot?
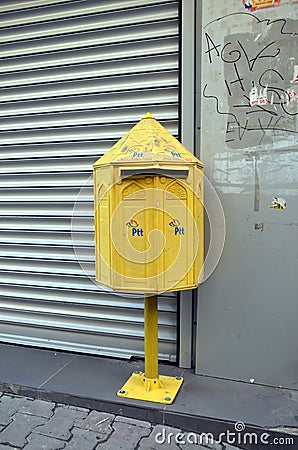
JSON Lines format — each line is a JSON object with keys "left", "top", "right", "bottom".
{"left": 120, "top": 168, "right": 189, "bottom": 178}
{"left": 93, "top": 113, "right": 204, "bottom": 294}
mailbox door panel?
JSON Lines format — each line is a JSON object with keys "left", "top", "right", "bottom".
{"left": 111, "top": 175, "right": 156, "bottom": 291}
{"left": 160, "top": 177, "right": 198, "bottom": 291}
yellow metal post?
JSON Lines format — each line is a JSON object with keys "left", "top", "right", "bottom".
{"left": 144, "top": 294, "right": 158, "bottom": 380}
{"left": 117, "top": 293, "right": 183, "bottom": 404}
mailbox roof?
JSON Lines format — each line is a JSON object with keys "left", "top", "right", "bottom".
{"left": 93, "top": 113, "right": 203, "bottom": 168}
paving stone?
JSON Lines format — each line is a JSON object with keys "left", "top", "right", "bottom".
{"left": 0, "top": 394, "right": 243, "bottom": 450}
{"left": 95, "top": 419, "right": 151, "bottom": 450}
{"left": 23, "top": 433, "right": 66, "bottom": 450}
{"left": 202, "top": 441, "right": 224, "bottom": 450}
{"left": 136, "top": 448, "right": 158, "bottom": 450}
{"left": 75, "top": 410, "right": 114, "bottom": 434}
{"left": 0, "top": 395, "right": 32, "bottom": 426}
{"left": 33, "top": 405, "right": 88, "bottom": 440}
{"left": 0, "top": 445, "right": 18, "bottom": 450}
{"left": 64, "top": 427, "right": 102, "bottom": 450}
{"left": 138, "top": 424, "right": 182, "bottom": 450}
{"left": 179, "top": 444, "right": 215, "bottom": 450}
{"left": 179, "top": 439, "right": 222, "bottom": 450}
{"left": 56, "top": 404, "right": 89, "bottom": 414}
{"left": 19, "top": 399, "right": 55, "bottom": 418}
{"left": 221, "top": 444, "right": 242, "bottom": 450}
{"left": 114, "top": 415, "right": 151, "bottom": 428}
{"left": 178, "top": 432, "right": 223, "bottom": 450}
{"left": 0, "top": 412, "right": 47, "bottom": 448}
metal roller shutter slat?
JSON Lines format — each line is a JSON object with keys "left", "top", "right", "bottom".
{"left": 0, "top": 244, "right": 93, "bottom": 261}
{"left": 0, "top": 120, "right": 178, "bottom": 145}
{"left": 0, "top": 0, "right": 175, "bottom": 23}
{"left": 0, "top": 55, "right": 178, "bottom": 87}
{"left": 0, "top": 284, "right": 177, "bottom": 309}
{"left": 0, "top": 37, "right": 178, "bottom": 74}
{"left": 0, "top": 1, "right": 82, "bottom": 14}
{"left": 0, "top": 20, "right": 178, "bottom": 58}
{"left": 2, "top": 86, "right": 178, "bottom": 111}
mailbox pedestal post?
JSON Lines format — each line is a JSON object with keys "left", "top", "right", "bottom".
{"left": 117, "top": 294, "right": 183, "bottom": 404}
{"left": 144, "top": 294, "right": 158, "bottom": 380}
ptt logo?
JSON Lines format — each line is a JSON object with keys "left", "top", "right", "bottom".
{"left": 128, "top": 147, "right": 143, "bottom": 158}
{"left": 126, "top": 219, "right": 144, "bottom": 236}
{"left": 132, "top": 152, "right": 143, "bottom": 158}
{"left": 163, "top": 146, "right": 181, "bottom": 158}
{"left": 169, "top": 218, "right": 185, "bottom": 235}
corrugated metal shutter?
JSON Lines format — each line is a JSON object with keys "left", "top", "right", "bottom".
{"left": 0, "top": 0, "right": 179, "bottom": 361}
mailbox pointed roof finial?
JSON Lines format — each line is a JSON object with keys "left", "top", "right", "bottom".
{"left": 143, "top": 112, "right": 154, "bottom": 119}
{"left": 93, "top": 113, "right": 203, "bottom": 168}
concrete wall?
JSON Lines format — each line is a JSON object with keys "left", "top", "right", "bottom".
{"left": 196, "top": 0, "right": 298, "bottom": 389}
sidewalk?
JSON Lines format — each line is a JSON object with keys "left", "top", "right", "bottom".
{"left": 0, "top": 343, "right": 297, "bottom": 449}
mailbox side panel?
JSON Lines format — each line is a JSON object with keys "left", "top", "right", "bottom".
{"left": 94, "top": 166, "right": 112, "bottom": 288}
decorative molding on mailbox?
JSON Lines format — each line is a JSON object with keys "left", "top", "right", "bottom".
{"left": 93, "top": 112, "right": 203, "bottom": 168}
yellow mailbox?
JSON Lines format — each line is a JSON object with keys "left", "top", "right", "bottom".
{"left": 93, "top": 113, "right": 204, "bottom": 294}
{"left": 93, "top": 113, "right": 204, "bottom": 404}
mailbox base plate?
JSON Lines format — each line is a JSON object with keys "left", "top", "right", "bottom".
{"left": 117, "top": 371, "right": 183, "bottom": 404}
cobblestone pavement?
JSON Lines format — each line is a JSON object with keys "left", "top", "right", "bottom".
{"left": 0, "top": 392, "right": 243, "bottom": 450}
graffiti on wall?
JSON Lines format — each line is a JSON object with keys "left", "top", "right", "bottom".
{"left": 203, "top": 13, "right": 298, "bottom": 149}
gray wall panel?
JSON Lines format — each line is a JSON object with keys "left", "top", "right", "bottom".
{"left": 197, "top": 0, "right": 298, "bottom": 388}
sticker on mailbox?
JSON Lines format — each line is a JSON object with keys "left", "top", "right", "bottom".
{"left": 126, "top": 219, "right": 144, "bottom": 236}
{"left": 169, "top": 218, "right": 185, "bottom": 235}
{"left": 268, "top": 197, "right": 287, "bottom": 210}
